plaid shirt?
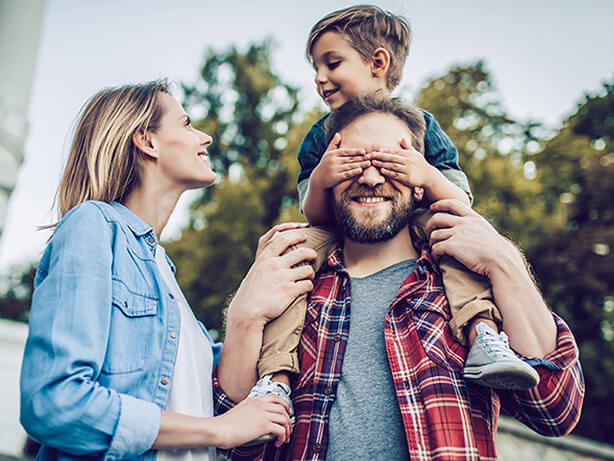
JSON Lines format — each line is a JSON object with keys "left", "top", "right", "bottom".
{"left": 214, "top": 248, "right": 584, "bottom": 461}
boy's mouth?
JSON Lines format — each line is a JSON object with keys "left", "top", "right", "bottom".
{"left": 322, "top": 88, "right": 338, "bottom": 102}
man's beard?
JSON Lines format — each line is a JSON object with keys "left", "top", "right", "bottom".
{"left": 332, "top": 184, "right": 416, "bottom": 243}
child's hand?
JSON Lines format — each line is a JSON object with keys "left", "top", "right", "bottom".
{"left": 368, "top": 137, "right": 436, "bottom": 188}
{"left": 311, "top": 133, "right": 371, "bottom": 189}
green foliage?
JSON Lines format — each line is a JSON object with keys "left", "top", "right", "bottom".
{"left": 0, "top": 264, "right": 36, "bottom": 322}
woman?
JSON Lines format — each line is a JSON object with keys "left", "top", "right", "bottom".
{"left": 20, "top": 80, "right": 317, "bottom": 460}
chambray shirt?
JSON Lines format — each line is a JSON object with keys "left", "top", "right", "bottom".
{"left": 296, "top": 110, "right": 473, "bottom": 209}
{"left": 20, "top": 201, "right": 222, "bottom": 461}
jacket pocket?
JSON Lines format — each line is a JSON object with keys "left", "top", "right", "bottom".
{"left": 101, "top": 279, "right": 158, "bottom": 374}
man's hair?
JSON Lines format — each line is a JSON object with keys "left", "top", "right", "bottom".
{"left": 325, "top": 96, "right": 426, "bottom": 153}
{"left": 306, "top": 5, "right": 411, "bottom": 90}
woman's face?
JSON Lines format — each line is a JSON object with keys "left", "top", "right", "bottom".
{"left": 152, "top": 92, "right": 216, "bottom": 189}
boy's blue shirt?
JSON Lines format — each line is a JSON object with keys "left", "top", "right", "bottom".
{"left": 296, "top": 109, "right": 472, "bottom": 208}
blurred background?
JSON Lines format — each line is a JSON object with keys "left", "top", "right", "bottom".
{"left": 1, "top": 0, "right": 613, "bottom": 459}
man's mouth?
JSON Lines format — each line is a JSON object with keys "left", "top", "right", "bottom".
{"left": 352, "top": 196, "right": 390, "bottom": 204}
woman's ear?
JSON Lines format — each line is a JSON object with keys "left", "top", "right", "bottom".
{"left": 413, "top": 186, "right": 425, "bottom": 203}
{"left": 371, "top": 47, "right": 391, "bottom": 78}
{"left": 132, "top": 130, "right": 159, "bottom": 160}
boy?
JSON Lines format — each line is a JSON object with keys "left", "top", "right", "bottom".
{"left": 247, "top": 5, "right": 538, "bottom": 442}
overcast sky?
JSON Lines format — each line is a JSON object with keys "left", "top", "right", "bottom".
{"left": 1, "top": 0, "right": 612, "bottom": 271}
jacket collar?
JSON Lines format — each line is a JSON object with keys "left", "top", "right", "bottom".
{"left": 110, "top": 201, "right": 155, "bottom": 238}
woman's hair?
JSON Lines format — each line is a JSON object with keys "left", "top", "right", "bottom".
{"left": 56, "top": 79, "right": 169, "bottom": 219}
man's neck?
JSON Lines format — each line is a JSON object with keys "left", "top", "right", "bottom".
{"left": 342, "top": 226, "right": 418, "bottom": 278}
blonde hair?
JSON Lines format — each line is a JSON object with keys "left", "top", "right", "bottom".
{"left": 56, "top": 80, "right": 169, "bottom": 219}
{"left": 306, "top": 5, "right": 411, "bottom": 90}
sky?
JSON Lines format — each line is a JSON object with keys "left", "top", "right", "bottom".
{"left": 0, "top": 0, "right": 613, "bottom": 271}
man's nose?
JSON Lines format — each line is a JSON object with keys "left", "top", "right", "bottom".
{"left": 358, "top": 165, "right": 385, "bottom": 187}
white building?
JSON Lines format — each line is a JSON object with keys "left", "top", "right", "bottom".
{"left": 0, "top": 319, "right": 28, "bottom": 457}
{"left": 0, "top": 0, "right": 45, "bottom": 238}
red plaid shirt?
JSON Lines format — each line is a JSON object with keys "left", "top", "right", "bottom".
{"left": 214, "top": 248, "right": 584, "bottom": 460}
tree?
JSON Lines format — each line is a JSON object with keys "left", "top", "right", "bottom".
{"left": 528, "top": 82, "right": 614, "bottom": 443}
{"left": 165, "top": 42, "right": 323, "bottom": 334}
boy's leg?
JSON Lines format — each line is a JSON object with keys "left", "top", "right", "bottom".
{"left": 257, "top": 226, "right": 337, "bottom": 378}
{"left": 411, "top": 210, "right": 539, "bottom": 390}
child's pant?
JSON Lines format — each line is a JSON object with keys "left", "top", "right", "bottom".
{"left": 257, "top": 211, "right": 503, "bottom": 378}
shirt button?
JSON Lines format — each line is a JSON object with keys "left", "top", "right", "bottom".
{"left": 170, "top": 331, "right": 177, "bottom": 339}
{"left": 333, "top": 333, "right": 342, "bottom": 342}
{"left": 161, "top": 378, "right": 169, "bottom": 385}
{"left": 169, "top": 293, "right": 174, "bottom": 299}
{"left": 147, "top": 237, "right": 155, "bottom": 244}
{"left": 324, "top": 387, "right": 333, "bottom": 395}
{"left": 312, "top": 442, "right": 322, "bottom": 453}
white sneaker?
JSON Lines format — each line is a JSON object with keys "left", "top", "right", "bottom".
{"left": 463, "top": 322, "right": 540, "bottom": 390}
{"left": 241, "top": 374, "right": 295, "bottom": 447}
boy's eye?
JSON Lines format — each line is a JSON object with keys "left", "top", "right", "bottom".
{"left": 327, "top": 61, "right": 341, "bottom": 70}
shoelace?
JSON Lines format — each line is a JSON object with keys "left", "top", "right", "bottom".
{"left": 479, "top": 331, "right": 516, "bottom": 358}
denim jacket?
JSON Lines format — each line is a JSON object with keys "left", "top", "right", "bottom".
{"left": 20, "top": 201, "right": 221, "bottom": 460}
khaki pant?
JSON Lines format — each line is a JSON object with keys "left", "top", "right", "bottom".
{"left": 257, "top": 211, "right": 503, "bottom": 378}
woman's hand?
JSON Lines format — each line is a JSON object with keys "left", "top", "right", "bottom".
{"left": 228, "top": 225, "right": 317, "bottom": 328}
{"left": 215, "top": 395, "right": 292, "bottom": 449}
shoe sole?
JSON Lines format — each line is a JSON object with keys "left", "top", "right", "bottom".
{"left": 463, "top": 361, "right": 539, "bottom": 390}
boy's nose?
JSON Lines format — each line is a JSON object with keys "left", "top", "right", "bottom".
{"left": 315, "top": 68, "right": 327, "bottom": 85}
{"left": 358, "top": 165, "right": 385, "bottom": 187}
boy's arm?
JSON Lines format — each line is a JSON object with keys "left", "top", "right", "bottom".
{"left": 302, "top": 133, "right": 369, "bottom": 225}
{"left": 420, "top": 109, "right": 474, "bottom": 204}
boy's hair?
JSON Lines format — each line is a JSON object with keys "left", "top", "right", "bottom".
{"left": 306, "top": 5, "right": 411, "bottom": 90}
{"left": 325, "top": 96, "right": 426, "bottom": 153}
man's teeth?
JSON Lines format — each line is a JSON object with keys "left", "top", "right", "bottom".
{"left": 356, "top": 197, "right": 386, "bottom": 203}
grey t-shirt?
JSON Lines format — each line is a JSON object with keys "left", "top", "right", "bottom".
{"left": 327, "top": 259, "right": 417, "bottom": 461}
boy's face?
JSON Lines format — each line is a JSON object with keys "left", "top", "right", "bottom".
{"left": 311, "top": 31, "right": 388, "bottom": 110}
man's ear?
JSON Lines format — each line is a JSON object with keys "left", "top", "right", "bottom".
{"left": 132, "top": 130, "right": 159, "bottom": 160}
{"left": 371, "top": 47, "right": 390, "bottom": 78}
{"left": 413, "top": 186, "right": 425, "bottom": 203}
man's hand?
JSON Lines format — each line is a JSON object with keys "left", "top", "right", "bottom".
{"left": 424, "top": 199, "right": 518, "bottom": 278}
{"left": 368, "top": 137, "right": 436, "bottom": 188}
{"left": 310, "top": 132, "right": 371, "bottom": 190}
{"left": 228, "top": 226, "right": 317, "bottom": 329}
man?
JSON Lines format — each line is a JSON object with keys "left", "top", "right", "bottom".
{"left": 215, "top": 97, "right": 584, "bottom": 460}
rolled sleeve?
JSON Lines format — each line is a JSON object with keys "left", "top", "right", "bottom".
{"left": 106, "top": 394, "right": 161, "bottom": 460}
{"left": 500, "top": 313, "right": 585, "bottom": 437}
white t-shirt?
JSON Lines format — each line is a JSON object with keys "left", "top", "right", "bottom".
{"left": 155, "top": 245, "right": 215, "bottom": 461}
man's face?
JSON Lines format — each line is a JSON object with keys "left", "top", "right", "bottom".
{"left": 332, "top": 112, "right": 417, "bottom": 243}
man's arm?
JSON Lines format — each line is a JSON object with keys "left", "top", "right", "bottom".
{"left": 425, "top": 199, "right": 555, "bottom": 356}
{"left": 425, "top": 199, "right": 584, "bottom": 436}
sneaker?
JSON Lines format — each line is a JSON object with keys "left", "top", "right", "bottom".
{"left": 240, "top": 374, "right": 295, "bottom": 447}
{"left": 463, "top": 322, "right": 540, "bottom": 390}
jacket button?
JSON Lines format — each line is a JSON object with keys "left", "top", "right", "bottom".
{"left": 312, "top": 442, "right": 322, "bottom": 453}
{"left": 324, "top": 387, "right": 333, "bottom": 395}
{"left": 170, "top": 331, "right": 177, "bottom": 339}
{"left": 333, "top": 333, "right": 342, "bottom": 342}
{"left": 147, "top": 237, "right": 155, "bottom": 244}
{"left": 161, "top": 378, "right": 169, "bottom": 385}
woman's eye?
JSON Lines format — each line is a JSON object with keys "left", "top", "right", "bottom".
{"left": 185, "top": 116, "right": 192, "bottom": 126}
